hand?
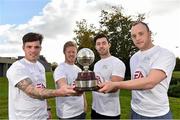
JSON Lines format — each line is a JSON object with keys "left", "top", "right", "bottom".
{"left": 98, "top": 81, "right": 117, "bottom": 93}
{"left": 57, "top": 85, "right": 77, "bottom": 97}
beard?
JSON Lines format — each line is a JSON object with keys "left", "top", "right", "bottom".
{"left": 66, "top": 56, "right": 76, "bottom": 64}
{"left": 98, "top": 49, "right": 109, "bottom": 56}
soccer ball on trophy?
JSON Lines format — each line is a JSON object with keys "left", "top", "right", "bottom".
{"left": 74, "top": 48, "right": 99, "bottom": 91}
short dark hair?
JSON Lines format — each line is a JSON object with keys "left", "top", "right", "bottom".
{"left": 22, "top": 32, "right": 43, "bottom": 45}
{"left": 63, "top": 41, "right": 77, "bottom": 53}
{"left": 131, "top": 21, "right": 150, "bottom": 32}
{"left": 94, "top": 33, "right": 109, "bottom": 43}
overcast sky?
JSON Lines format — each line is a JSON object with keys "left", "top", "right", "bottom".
{"left": 0, "top": 0, "right": 180, "bottom": 63}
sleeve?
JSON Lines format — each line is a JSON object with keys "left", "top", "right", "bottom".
{"left": 6, "top": 63, "right": 29, "bottom": 87}
{"left": 38, "top": 62, "right": 46, "bottom": 87}
{"left": 112, "top": 59, "right": 126, "bottom": 78}
{"left": 152, "top": 50, "right": 176, "bottom": 77}
{"left": 130, "top": 53, "right": 138, "bottom": 79}
{"left": 53, "top": 65, "right": 66, "bottom": 82}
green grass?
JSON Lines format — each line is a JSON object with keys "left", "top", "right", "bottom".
{"left": 173, "top": 71, "right": 180, "bottom": 78}
{"left": 0, "top": 72, "right": 180, "bottom": 119}
{"left": 0, "top": 77, "right": 8, "bottom": 119}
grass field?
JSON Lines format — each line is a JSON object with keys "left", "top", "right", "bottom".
{"left": 0, "top": 72, "right": 180, "bottom": 119}
{"left": 173, "top": 71, "right": 180, "bottom": 78}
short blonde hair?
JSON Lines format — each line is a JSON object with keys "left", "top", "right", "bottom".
{"left": 63, "top": 41, "right": 77, "bottom": 53}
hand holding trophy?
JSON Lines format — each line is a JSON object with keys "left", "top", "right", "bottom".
{"left": 74, "top": 48, "right": 99, "bottom": 91}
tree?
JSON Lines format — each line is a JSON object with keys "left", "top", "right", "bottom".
{"left": 73, "top": 6, "right": 144, "bottom": 77}
{"left": 175, "top": 57, "right": 180, "bottom": 71}
{"left": 73, "top": 19, "right": 99, "bottom": 70}
{"left": 74, "top": 19, "right": 96, "bottom": 50}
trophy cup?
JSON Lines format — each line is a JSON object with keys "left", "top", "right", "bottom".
{"left": 74, "top": 48, "right": 99, "bottom": 91}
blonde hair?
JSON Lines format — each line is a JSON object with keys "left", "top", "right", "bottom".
{"left": 63, "top": 41, "right": 77, "bottom": 53}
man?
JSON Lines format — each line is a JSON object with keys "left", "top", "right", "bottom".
{"left": 53, "top": 41, "right": 87, "bottom": 119}
{"left": 91, "top": 34, "right": 126, "bottom": 119}
{"left": 6, "top": 32, "right": 76, "bottom": 120}
{"left": 98, "top": 21, "right": 176, "bottom": 119}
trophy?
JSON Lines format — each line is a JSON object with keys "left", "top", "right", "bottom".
{"left": 74, "top": 48, "right": 99, "bottom": 91}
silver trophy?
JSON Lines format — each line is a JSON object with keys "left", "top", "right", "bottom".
{"left": 74, "top": 48, "right": 99, "bottom": 91}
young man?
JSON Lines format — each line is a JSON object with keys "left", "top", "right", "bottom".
{"left": 6, "top": 32, "right": 76, "bottom": 120}
{"left": 91, "top": 34, "right": 126, "bottom": 119}
{"left": 53, "top": 41, "right": 87, "bottom": 119}
{"left": 98, "top": 21, "right": 176, "bottom": 119}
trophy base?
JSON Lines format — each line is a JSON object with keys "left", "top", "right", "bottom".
{"left": 75, "top": 71, "right": 99, "bottom": 92}
{"left": 74, "top": 86, "right": 100, "bottom": 92}
{"left": 74, "top": 80, "right": 100, "bottom": 92}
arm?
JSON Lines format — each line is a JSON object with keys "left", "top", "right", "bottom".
{"left": 16, "top": 78, "right": 76, "bottom": 100}
{"left": 109, "top": 59, "right": 125, "bottom": 92}
{"left": 83, "top": 93, "right": 87, "bottom": 113}
{"left": 110, "top": 75, "right": 124, "bottom": 92}
{"left": 118, "top": 69, "right": 166, "bottom": 90}
{"left": 111, "top": 75, "right": 124, "bottom": 82}
{"left": 56, "top": 78, "right": 83, "bottom": 96}
{"left": 56, "top": 78, "right": 67, "bottom": 88}
{"left": 99, "top": 69, "right": 166, "bottom": 93}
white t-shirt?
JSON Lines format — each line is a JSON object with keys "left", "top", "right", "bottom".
{"left": 130, "top": 45, "right": 176, "bottom": 117}
{"left": 6, "top": 58, "right": 48, "bottom": 120}
{"left": 92, "top": 56, "right": 126, "bottom": 116}
{"left": 53, "top": 62, "right": 84, "bottom": 118}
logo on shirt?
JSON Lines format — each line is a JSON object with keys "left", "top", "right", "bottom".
{"left": 134, "top": 71, "right": 144, "bottom": 79}
{"left": 102, "top": 65, "right": 108, "bottom": 69}
{"left": 96, "top": 75, "right": 102, "bottom": 83}
{"left": 36, "top": 83, "right": 45, "bottom": 88}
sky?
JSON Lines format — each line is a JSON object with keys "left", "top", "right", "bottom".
{"left": 0, "top": 0, "right": 180, "bottom": 64}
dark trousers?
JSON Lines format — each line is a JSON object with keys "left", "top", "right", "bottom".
{"left": 59, "top": 112, "right": 86, "bottom": 119}
{"left": 131, "top": 109, "right": 172, "bottom": 119}
{"left": 91, "top": 109, "right": 120, "bottom": 120}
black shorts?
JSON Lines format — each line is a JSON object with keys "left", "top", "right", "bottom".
{"left": 91, "top": 109, "right": 120, "bottom": 119}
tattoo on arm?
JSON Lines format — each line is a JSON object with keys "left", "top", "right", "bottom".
{"left": 16, "top": 78, "right": 58, "bottom": 100}
{"left": 16, "top": 78, "right": 33, "bottom": 90}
